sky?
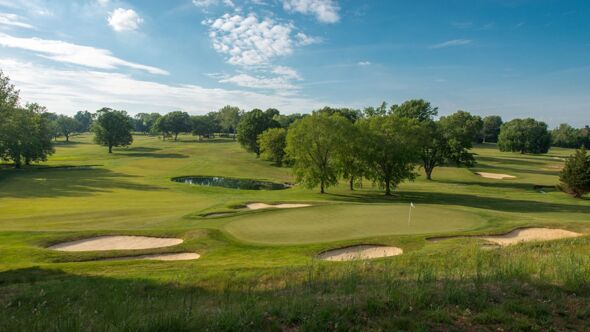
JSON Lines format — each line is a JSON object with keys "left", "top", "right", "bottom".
{"left": 0, "top": 0, "right": 588, "bottom": 126}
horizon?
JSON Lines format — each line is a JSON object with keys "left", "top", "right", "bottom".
{"left": 0, "top": 0, "right": 589, "bottom": 127}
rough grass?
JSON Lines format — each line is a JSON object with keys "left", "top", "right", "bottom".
{"left": 0, "top": 135, "right": 589, "bottom": 330}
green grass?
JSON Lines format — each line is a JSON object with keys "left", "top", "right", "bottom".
{"left": 1, "top": 134, "right": 589, "bottom": 330}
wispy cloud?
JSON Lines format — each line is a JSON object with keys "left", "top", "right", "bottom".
{"left": 357, "top": 61, "right": 371, "bottom": 66}
{"left": 0, "top": 13, "right": 34, "bottom": 29}
{"left": 0, "top": 33, "right": 168, "bottom": 75}
{"left": 282, "top": 0, "right": 340, "bottom": 24}
{"left": 430, "top": 39, "right": 472, "bottom": 49}
{"left": 0, "top": 58, "right": 325, "bottom": 115}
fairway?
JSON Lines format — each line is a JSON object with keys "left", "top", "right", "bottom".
{"left": 224, "top": 203, "right": 487, "bottom": 244}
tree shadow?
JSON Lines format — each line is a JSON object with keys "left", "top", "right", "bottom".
{"left": 116, "top": 147, "right": 188, "bottom": 158}
{"left": 476, "top": 155, "right": 552, "bottom": 167}
{"left": 0, "top": 166, "right": 163, "bottom": 198}
{"left": 472, "top": 163, "right": 560, "bottom": 176}
{"left": 324, "top": 190, "right": 590, "bottom": 214}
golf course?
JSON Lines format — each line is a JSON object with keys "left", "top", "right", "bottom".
{"left": 2, "top": 133, "right": 590, "bottom": 330}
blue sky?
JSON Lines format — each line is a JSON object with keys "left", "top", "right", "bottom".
{"left": 0, "top": 0, "right": 588, "bottom": 126}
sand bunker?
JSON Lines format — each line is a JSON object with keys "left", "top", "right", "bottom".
{"left": 246, "top": 203, "right": 311, "bottom": 210}
{"left": 48, "top": 236, "right": 183, "bottom": 252}
{"left": 105, "top": 252, "right": 200, "bottom": 261}
{"left": 478, "top": 228, "right": 581, "bottom": 246}
{"left": 317, "top": 245, "right": 403, "bottom": 261}
{"left": 475, "top": 172, "right": 516, "bottom": 180}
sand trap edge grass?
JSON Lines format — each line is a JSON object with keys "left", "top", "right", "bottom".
{"left": 475, "top": 172, "right": 516, "bottom": 180}
{"left": 317, "top": 245, "right": 403, "bottom": 262}
{"left": 48, "top": 235, "right": 183, "bottom": 252}
{"left": 427, "top": 227, "right": 582, "bottom": 247}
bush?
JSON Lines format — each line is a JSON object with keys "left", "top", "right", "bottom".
{"left": 559, "top": 147, "right": 590, "bottom": 198}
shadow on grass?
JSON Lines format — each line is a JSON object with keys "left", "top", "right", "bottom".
{"left": 0, "top": 167, "right": 163, "bottom": 198}
{"left": 1, "top": 265, "right": 590, "bottom": 331}
{"left": 473, "top": 162, "right": 560, "bottom": 177}
{"left": 324, "top": 190, "right": 590, "bottom": 214}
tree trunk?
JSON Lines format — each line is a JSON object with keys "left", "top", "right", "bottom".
{"left": 65, "top": 134, "right": 69, "bottom": 142}
{"left": 349, "top": 177, "right": 354, "bottom": 190}
{"left": 425, "top": 167, "right": 433, "bottom": 180}
{"left": 320, "top": 181, "right": 325, "bottom": 194}
{"left": 174, "top": 133, "right": 178, "bottom": 141}
{"left": 384, "top": 178, "right": 391, "bottom": 195}
{"left": 108, "top": 144, "right": 113, "bottom": 153}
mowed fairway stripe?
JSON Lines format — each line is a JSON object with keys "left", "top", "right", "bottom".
{"left": 223, "top": 204, "right": 487, "bottom": 244}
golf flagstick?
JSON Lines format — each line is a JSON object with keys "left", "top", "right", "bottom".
{"left": 408, "top": 202, "right": 415, "bottom": 226}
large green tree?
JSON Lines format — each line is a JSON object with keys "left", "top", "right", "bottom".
{"left": 481, "top": 115, "right": 503, "bottom": 143}
{"left": 551, "top": 123, "right": 581, "bottom": 148}
{"left": 92, "top": 108, "right": 133, "bottom": 153}
{"left": 217, "top": 105, "right": 242, "bottom": 139}
{"left": 286, "top": 113, "right": 350, "bottom": 193}
{"left": 358, "top": 115, "right": 421, "bottom": 195}
{"left": 559, "top": 147, "right": 590, "bottom": 198}
{"left": 134, "top": 113, "right": 161, "bottom": 134}
{"left": 498, "top": 118, "right": 551, "bottom": 154}
{"left": 191, "top": 112, "right": 221, "bottom": 139}
{"left": 237, "top": 109, "right": 279, "bottom": 157}
{"left": 258, "top": 127, "right": 288, "bottom": 166}
{"left": 74, "top": 111, "right": 94, "bottom": 132}
{"left": 438, "top": 111, "right": 480, "bottom": 167}
{"left": 390, "top": 99, "right": 438, "bottom": 122}
{"left": 157, "top": 111, "right": 192, "bottom": 141}
{"left": 56, "top": 115, "right": 80, "bottom": 142}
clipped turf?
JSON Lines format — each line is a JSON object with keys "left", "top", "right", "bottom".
{"left": 1, "top": 133, "right": 590, "bottom": 330}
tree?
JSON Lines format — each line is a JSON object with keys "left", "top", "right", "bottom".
{"left": 273, "top": 113, "right": 306, "bottom": 128}
{"left": 358, "top": 115, "right": 421, "bottom": 195}
{"left": 316, "top": 106, "right": 362, "bottom": 123}
{"left": 74, "top": 111, "right": 94, "bottom": 132}
{"left": 191, "top": 113, "right": 220, "bottom": 139}
{"left": 438, "top": 111, "right": 479, "bottom": 167}
{"left": 237, "top": 109, "right": 279, "bottom": 157}
{"left": 134, "top": 113, "right": 161, "bottom": 134}
{"left": 217, "top": 105, "right": 242, "bottom": 139}
{"left": 92, "top": 108, "right": 133, "bottom": 153}
{"left": 56, "top": 115, "right": 80, "bottom": 142}
{"left": 390, "top": 99, "right": 438, "bottom": 122}
{"left": 498, "top": 118, "right": 551, "bottom": 154}
{"left": 0, "top": 70, "right": 19, "bottom": 109}
{"left": 1, "top": 106, "right": 54, "bottom": 168}
{"left": 258, "top": 127, "right": 287, "bottom": 166}
{"left": 286, "top": 113, "right": 350, "bottom": 193}
{"left": 158, "top": 111, "right": 191, "bottom": 141}
{"left": 336, "top": 122, "right": 365, "bottom": 190}
{"left": 559, "top": 147, "right": 590, "bottom": 198}
{"left": 362, "top": 102, "right": 388, "bottom": 118}
{"left": 481, "top": 115, "right": 503, "bottom": 143}
{"left": 551, "top": 123, "right": 580, "bottom": 148}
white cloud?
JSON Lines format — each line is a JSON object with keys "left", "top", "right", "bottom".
{"left": 0, "top": 0, "right": 52, "bottom": 16}
{"left": 107, "top": 8, "right": 143, "bottom": 32}
{"left": 192, "top": 0, "right": 235, "bottom": 9}
{"left": 204, "top": 13, "right": 294, "bottom": 67}
{"left": 96, "top": 0, "right": 110, "bottom": 7}
{"left": 295, "top": 32, "right": 321, "bottom": 46}
{"left": 219, "top": 73, "right": 298, "bottom": 91}
{"left": 0, "top": 33, "right": 168, "bottom": 75}
{"left": 357, "top": 61, "right": 370, "bottom": 66}
{"left": 430, "top": 39, "right": 472, "bottom": 49}
{"left": 0, "top": 58, "right": 325, "bottom": 115}
{"left": 0, "top": 13, "right": 34, "bottom": 29}
{"left": 272, "top": 65, "right": 301, "bottom": 80}
{"left": 283, "top": 0, "right": 340, "bottom": 23}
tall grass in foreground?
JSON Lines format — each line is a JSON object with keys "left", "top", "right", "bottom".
{"left": 2, "top": 238, "right": 590, "bottom": 331}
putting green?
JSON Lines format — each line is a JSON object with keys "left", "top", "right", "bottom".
{"left": 223, "top": 203, "right": 488, "bottom": 244}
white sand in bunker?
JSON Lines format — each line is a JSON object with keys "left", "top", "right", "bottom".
{"left": 48, "top": 236, "right": 183, "bottom": 252}
{"left": 246, "top": 203, "right": 311, "bottom": 210}
{"left": 105, "top": 253, "right": 200, "bottom": 261}
{"left": 317, "top": 245, "right": 403, "bottom": 261}
{"left": 475, "top": 172, "right": 516, "bottom": 180}
{"left": 479, "top": 228, "right": 581, "bottom": 246}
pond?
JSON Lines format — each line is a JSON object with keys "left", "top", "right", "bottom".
{"left": 172, "top": 176, "right": 290, "bottom": 190}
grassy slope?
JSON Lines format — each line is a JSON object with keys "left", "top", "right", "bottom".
{"left": 1, "top": 134, "right": 590, "bottom": 330}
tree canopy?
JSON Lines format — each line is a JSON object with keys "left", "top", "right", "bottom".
{"left": 286, "top": 113, "right": 351, "bottom": 193}
{"left": 498, "top": 118, "right": 551, "bottom": 154}
{"left": 559, "top": 147, "right": 590, "bottom": 198}
{"left": 56, "top": 115, "right": 80, "bottom": 142}
{"left": 92, "top": 108, "right": 133, "bottom": 153}
{"left": 155, "top": 111, "right": 192, "bottom": 141}
{"left": 237, "top": 109, "right": 279, "bottom": 157}
{"left": 258, "top": 127, "right": 288, "bottom": 166}
{"left": 390, "top": 99, "right": 438, "bottom": 122}
{"left": 481, "top": 115, "right": 503, "bottom": 143}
